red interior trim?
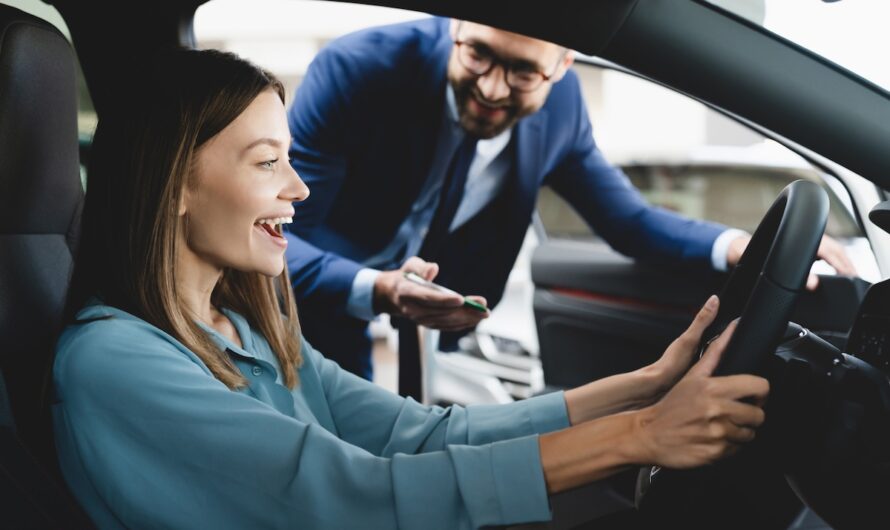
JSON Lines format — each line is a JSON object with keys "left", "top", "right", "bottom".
{"left": 550, "top": 287, "right": 697, "bottom": 316}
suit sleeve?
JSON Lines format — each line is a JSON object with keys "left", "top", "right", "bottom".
{"left": 284, "top": 46, "right": 367, "bottom": 313}
{"left": 54, "top": 321, "right": 559, "bottom": 530}
{"left": 544, "top": 89, "right": 726, "bottom": 267}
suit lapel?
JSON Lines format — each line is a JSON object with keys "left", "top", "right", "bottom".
{"left": 512, "top": 109, "right": 548, "bottom": 223}
{"left": 399, "top": 25, "right": 453, "bottom": 203}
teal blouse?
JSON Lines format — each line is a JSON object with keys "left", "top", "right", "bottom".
{"left": 53, "top": 304, "right": 570, "bottom": 529}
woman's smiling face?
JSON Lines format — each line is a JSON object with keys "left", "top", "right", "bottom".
{"left": 180, "top": 89, "right": 308, "bottom": 278}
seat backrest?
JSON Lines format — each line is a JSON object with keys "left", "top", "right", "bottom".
{"left": 0, "top": 4, "right": 92, "bottom": 527}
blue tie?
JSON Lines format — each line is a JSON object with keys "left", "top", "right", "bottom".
{"left": 419, "top": 134, "right": 478, "bottom": 261}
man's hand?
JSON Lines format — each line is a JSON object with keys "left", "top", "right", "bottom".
{"left": 373, "top": 257, "right": 489, "bottom": 332}
{"left": 727, "top": 234, "right": 857, "bottom": 290}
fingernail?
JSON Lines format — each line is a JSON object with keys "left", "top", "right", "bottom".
{"left": 705, "top": 295, "right": 718, "bottom": 310}
{"left": 807, "top": 275, "right": 818, "bottom": 290}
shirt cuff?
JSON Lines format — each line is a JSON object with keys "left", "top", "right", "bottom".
{"left": 346, "top": 268, "right": 382, "bottom": 321}
{"left": 523, "top": 390, "right": 571, "bottom": 434}
{"left": 450, "top": 435, "right": 553, "bottom": 527}
{"left": 711, "top": 228, "right": 749, "bottom": 272}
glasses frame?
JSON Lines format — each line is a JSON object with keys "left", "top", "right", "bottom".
{"left": 453, "top": 21, "right": 567, "bottom": 93}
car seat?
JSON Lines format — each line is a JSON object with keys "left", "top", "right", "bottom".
{"left": 0, "top": 4, "right": 94, "bottom": 527}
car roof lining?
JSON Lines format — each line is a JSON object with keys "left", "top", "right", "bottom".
{"left": 342, "top": 0, "right": 642, "bottom": 55}
{"left": 49, "top": 0, "right": 890, "bottom": 190}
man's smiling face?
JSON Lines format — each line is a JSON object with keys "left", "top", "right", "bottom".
{"left": 447, "top": 20, "right": 572, "bottom": 139}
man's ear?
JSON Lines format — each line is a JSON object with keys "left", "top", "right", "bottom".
{"left": 550, "top": 50, "right": 575, "bottom": 83}
{"left": 449, "top": 18, "right": 460, "bottom": 40}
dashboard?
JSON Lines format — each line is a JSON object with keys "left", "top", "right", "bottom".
{"left": 845, "top": 279, "right": 890, "bottom": 375}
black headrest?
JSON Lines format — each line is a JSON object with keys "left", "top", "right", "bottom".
{"left": 0, "top": 8, "right": 99, "bottom": 527}
{"left": 0, "top": 5, "right": 81, "bottom": 237}
{"left": 0, "top": 3, "right": 82, "bottom": 459}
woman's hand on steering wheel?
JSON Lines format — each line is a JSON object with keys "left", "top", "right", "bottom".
{"left": 643, "top": 294, "right": 721, "bottom": 401}
{"left": 632, "top": 318, "right": 770, "bottom": 469}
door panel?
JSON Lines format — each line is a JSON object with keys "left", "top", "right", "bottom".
{"left": 533, "top": 240, "right": 869, "bottom": 388}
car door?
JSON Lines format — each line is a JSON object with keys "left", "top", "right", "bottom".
{"left": 533, "top": 59, "right": 875, "bottom": 388}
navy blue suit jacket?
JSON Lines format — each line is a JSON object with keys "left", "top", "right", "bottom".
{"left": 284, "top": 18, "right": 724, "bottom": 367}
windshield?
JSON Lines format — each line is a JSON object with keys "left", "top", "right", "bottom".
{"left": 705, "top": 0, "right": 890, "bottom": 92}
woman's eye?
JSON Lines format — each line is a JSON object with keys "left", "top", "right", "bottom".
{"left": 259, "top": 158, "right": 279, "bottom": 170}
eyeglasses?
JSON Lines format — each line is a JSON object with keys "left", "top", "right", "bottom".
{"left": 453, "top": 22, "right": 566, "bottom": 93}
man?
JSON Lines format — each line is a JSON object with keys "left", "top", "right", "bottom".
{"left": 284, "top": 17, "right": 854, "bottom": 389}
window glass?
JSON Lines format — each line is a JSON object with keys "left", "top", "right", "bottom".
{"left": 194, "top": 0, "right": 427, "bottom": 107}
{"left": 704, "top": 0, "right": 890, "bottom": 93}
{"left": 537, "top": 62, "right": 861, "bottom": 242}
{"left": 194, "top": 0, "right": 870, "bottom": 278}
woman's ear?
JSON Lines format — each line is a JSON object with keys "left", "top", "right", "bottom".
{"left": 178, "top": 189, "right": 189, "bottom": 217}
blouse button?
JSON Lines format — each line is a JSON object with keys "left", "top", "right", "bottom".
{"left": 251, "top": 366, "right": 263, "bottom": 377}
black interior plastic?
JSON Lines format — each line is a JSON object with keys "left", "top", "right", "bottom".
{"left": 533, "top": 241, "right": 867, "bottom": 388}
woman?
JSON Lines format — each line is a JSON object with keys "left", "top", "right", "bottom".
{"left": 54, "top": 48, "right": 768, "bottom": 529}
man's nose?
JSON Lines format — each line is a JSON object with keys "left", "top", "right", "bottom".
{"left": 475, "top": 64, "right": 511, "bottom": 101}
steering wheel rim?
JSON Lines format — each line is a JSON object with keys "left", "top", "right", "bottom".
{"left": 636, "top": 180, "right": 830, "bottom": 517}
{"left": 704, "top": 179, "right": 829, "bottom": 376}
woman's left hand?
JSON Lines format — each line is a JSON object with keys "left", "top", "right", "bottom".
{"left": 563, "top": 295, "right": 720, "bottom": 425}
{"left": 642, "top": 294, "right": 720, "bottom": 400}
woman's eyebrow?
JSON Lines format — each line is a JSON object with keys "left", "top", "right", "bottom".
{"left": 242, "top": 137, "right": 284, "bottom": 153}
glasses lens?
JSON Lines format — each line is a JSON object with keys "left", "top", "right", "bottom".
{"left": 507, "top": 69, "right": 542, "bottom": 92}
{"left": 459, "top": 43, "right": 491, "bottom": 75}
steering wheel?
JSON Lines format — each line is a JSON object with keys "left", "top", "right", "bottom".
{"left": 698, "top": 179, "right": 828, "bottom": 377}
{"left": 635, "top": 180, "right": 829, "bottom": 517}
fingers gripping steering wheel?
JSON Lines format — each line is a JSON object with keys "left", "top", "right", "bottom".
{"left": 636, "top": 180, "right": 829, "bottom": 512}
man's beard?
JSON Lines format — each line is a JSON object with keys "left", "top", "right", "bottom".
{"left": 452, "top": 80, "right": 523, "bottom": 139}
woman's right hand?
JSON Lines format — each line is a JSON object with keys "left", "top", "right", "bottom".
{"left": 539, "top": 313, "right": 769, "bottom": 494}
{"left": 631, "top": 319, "right": 769, "bottom": 469}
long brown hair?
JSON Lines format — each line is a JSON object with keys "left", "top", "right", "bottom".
{"left": 67, "top": 48, "right": 302, "bottom": 389}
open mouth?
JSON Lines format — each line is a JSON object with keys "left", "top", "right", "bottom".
{"left": 254, "top": 216, "right": 293, "bottom": 246}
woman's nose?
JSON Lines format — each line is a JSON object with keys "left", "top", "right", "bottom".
{"left": 282, "top": 163, "right": 309, "bottom": 202}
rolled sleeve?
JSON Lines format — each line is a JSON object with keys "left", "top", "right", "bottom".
{"left": 490, "top": 436, "right": 552, "bottom": 522}
{"left": 451, "top": 435, "right": 551, "bottom": 527}
{"left": 522, "top": 390, "right": 571, "bottom": 434}
{"left": 462, "top": 390, "right": 570, "bottom": 444}
{"left": 311, "top": 334, "right": 570, "bottom": 456}
{"left": 392, "top": 435, "right": 551, "bottom": 529}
